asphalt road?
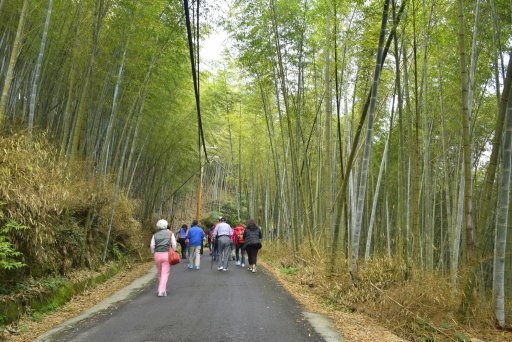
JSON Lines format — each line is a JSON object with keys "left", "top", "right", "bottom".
{"left": 52, "top": 255, "right": 328, "bottom": 342}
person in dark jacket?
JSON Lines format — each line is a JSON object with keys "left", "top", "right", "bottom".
{"left": 243, "top": 219, "right": 262, "bottom": 273}
{"left": 176, "top": 224, "right": 188, "bottom": 259}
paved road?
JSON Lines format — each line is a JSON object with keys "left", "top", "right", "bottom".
{"left": 51, "top": 256, "right": 330, "bottom": 342}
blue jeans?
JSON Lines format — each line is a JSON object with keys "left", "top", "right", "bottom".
{"left": 235, "top": 244, "right": 245, "bottom": 264}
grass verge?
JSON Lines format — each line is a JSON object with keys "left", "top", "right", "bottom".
{"left": 0, "top": 260, "right": 153, "bottom": 341}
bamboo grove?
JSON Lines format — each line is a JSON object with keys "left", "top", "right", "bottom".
{"left": 0, "top": 0, "right": 201, "bottom": 219}
{"left": 198, "top": 0, "right": 512, "bottom": 326}
{"left": 2, "top": 0, "right": 512, "bottom": 330}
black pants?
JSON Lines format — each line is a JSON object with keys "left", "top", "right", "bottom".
{"left": 178, "top": 238, "right": 187, "bottom": 259}
{"left": 246, "top": 245, "right": 260, "bottom": 266}
{"left": 212, "top": 239, "right": 219, "bottom": 261}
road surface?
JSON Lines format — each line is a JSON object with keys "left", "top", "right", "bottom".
{"left": 48, "top": 256, "right": 339, "bottom": 342}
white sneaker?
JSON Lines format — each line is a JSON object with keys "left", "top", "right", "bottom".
{"left": 236, "top": 261, "right": 241, "bottom": 266}
{"left": 222, "top": 268, "right": 228, "bottom": 271}
{"left": 217, "top": 266, "right": 223, "bottom": 271}
{"left": 241, "top": 263, "right": 245, "bottom": 267}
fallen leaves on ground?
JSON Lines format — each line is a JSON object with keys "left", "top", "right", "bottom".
{"left": 259, "top": 261, "right": 408, "bottom": 342}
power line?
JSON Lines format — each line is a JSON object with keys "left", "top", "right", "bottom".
{"left": 183, "top": 0, "right": 208, "bottom": 162}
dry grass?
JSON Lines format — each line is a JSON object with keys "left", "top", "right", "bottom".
{"left": 0, "top": 132, "right": 150, "bottom": 286}
{"left": 260, "top": 257, "right": 407, "bottom": 341}
{"left": 261, "top": 243, "right": 512, "bottom": 341}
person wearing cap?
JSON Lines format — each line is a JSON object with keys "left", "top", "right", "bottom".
{"left": 150, "top": 219, "right": 177, "bottom": 297}
{"left": 212, "top": 216, "right": 233, "bottom": 271}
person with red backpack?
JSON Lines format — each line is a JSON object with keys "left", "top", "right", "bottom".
{"left": 233, "top": 223, "right": 246, "bottom": 267}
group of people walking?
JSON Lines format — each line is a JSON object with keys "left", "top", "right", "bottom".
{"left": 150, "top": 216, "right": 263, "bottom": 297}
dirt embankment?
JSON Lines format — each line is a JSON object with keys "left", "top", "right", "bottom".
{"left": 2, "top": 262, "right": 153, "bottom": 342}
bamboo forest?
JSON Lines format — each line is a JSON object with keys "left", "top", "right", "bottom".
{"left": 1, "top": 0, "right": 512, "bottom": 340}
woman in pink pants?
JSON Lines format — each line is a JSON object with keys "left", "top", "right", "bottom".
{"left": 150, "top": 219, "right": 177, "bottom": 297}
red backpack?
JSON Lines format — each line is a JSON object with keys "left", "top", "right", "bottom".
{"left": 235, "top": 229, "right": 245, "bottom": 245}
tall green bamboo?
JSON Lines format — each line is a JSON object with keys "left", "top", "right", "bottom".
{"left": 28, "top": 0, "right": 54, "bottom": 135}
{"left": 350, "top": 0, "right": 390, "bottom": 277}
{"left": 457, "top": 0, "right": 475, "bottom": 260}
{"left": 494, "top": 86, "right": 512, "bottom": 328}
{"left": 0, "top": 0, "right": 28, "bottom": 125}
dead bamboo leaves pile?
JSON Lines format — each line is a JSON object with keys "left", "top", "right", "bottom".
{"left": 262, "top": 244, "right": 510, "bottom": 341}
{"left": 0, "top": 133, "right": 147, "bottom": 284}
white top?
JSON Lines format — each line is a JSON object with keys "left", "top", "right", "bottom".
{"left": 212, "top": 222, "right": 233, "bottom": 237}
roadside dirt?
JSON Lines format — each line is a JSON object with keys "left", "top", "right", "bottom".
{"left": 2, "top": 262, "right": 153, "bottom": 342}
{"left": 259, "top": 261, "right": 408, "bottom": 342}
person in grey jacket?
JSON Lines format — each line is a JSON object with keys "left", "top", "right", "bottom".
{"left": 150, "top": 219, "right": 177, "bottom": 297}
{"left": 243, "top": 219, "right": 262, "bottom": 273}
{"left": 212, "top": 216, "right": 233, "bottom": 271}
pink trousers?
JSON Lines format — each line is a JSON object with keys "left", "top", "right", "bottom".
{"left": 154, "top": 252, "right": 170, "bottom": 295}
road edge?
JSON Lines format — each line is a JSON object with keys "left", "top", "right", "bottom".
{"left": 303, "top": 312, "right": 343, "bottom": 342}
{"left": 33, "top": 267, "right": 156, "bottom": 342}
{"left": 258, "top": 262, "right": 343, "bottom": 341}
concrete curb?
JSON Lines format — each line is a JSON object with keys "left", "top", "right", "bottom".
{"left": 303, "top": 311, "right": 343, "bottom": 342}
{"left": 34, "top": 267, "right": 156, "bottom": 342}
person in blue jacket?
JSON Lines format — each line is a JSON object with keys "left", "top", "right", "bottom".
{"left": 186, "top": 220, "right": 205, "bottom": 270}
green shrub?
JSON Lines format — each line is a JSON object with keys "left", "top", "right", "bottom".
{"left": 280, "top": 266, "right": 298, "bottom": 276}
{"left": 0, "top": 219, "right": 28, "bottom": 270}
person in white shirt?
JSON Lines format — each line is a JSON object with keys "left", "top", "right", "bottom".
{"left": 212, "top": 217, "right": 233, "bottom": 271}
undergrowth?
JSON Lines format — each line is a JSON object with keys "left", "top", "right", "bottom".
{"left": 0, "top": 131, "right": 150, "bottom": 288}
{"left": 262, "top": 242, "right": 512, "bottom": 341}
